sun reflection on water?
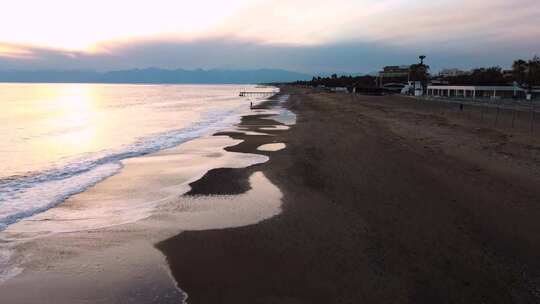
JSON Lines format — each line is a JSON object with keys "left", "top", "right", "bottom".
{"left": 0, "top": 83, "right": 260, "bottom": 179}
{"left": 24, "top": 84, "right": 103, "bottom": 164}
{"left": 55, "top": 85, "right": 98, "bottom": 148}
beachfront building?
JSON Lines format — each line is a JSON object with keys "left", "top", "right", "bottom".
{"left": 379, "top": 65, "right": 410, "bottom": 78}
{"left": 378, "top": 65, "right": 409, "bottom": 87}
{"left": 426, "top": 85, "right": 527, "bottom": 99}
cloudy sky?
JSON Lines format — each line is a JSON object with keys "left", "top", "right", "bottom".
{"left": 0, "top": 0, "right": 538, "bottom": 74}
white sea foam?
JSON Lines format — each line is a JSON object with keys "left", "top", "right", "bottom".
{"left": 0, "top": 163, "right": 122, "bottom": 230}
{"left": 0, "top": 108, "right": 246, "bottom": 230}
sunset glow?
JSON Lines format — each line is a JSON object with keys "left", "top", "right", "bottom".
{"left": 0, "top": 0, "right": 261, "bottom": 50}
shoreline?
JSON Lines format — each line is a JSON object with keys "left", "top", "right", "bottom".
{"left": 0, "top": 83, "right": 275, "bottom": 232}
{"left": 0, "top": 92, "right": 293, "bottom": 303}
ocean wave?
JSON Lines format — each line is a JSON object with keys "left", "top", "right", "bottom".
{"left": 0, "top": 106, "right": 244, "bottom": 230}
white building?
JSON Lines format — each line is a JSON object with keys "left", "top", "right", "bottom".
{"left": 426, "top": 85, "right": 524, "bottom": 99}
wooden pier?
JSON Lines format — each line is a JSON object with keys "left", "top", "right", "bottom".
{"left": 239, "top": 91, "right": 276, "bottom": 97}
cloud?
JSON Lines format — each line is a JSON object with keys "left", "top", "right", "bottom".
{"left": 218, "top": 0, "right": 540, "bottom": 49}
{"left": 1, "top": 36, "right": 534, "bottom": 74}
{"left": 0, "top": 0, "right": 538, "bottom": 73}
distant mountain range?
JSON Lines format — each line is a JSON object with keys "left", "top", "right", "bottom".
{"left": 0, "top": 68, "right": 312, "bottom": 84}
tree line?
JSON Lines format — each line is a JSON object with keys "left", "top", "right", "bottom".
{"left": 291, "top": 56, "right": 540, "bottom": 89}
{"left": 293, "top": 74, "right": 377, "bottom": 88}
{"left": 511, "top": 56, "right": 540, "bottom": 88}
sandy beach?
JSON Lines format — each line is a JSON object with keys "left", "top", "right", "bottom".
{"left": 159, "top": 87, "right": 540, "bottom": 303}
{"left": 2, "top": 86, "right": 540, "bottom": 303}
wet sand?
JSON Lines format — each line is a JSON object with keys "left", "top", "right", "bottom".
{"left": 0, "top": 99, "right": 286, "bottom": 303}
{"left": 158, "top": 87, "right": 540, "bottom": 303}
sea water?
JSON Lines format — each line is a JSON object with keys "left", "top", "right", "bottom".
{"left": 0, "top": 83, "right": 275, "bottom": 230}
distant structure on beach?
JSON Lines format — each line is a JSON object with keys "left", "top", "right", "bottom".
{"left": 376, "top": 56, "right": 430, "bottom": 96}
{"left": 378, "top": 65, "right": 410, "bottom": 85}
{"left": 376, "top": 65, "right": 412, "bottom": 93}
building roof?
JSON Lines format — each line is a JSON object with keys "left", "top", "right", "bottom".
{"left": 382, "top": 65, "right": 409, "bottom": 71}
